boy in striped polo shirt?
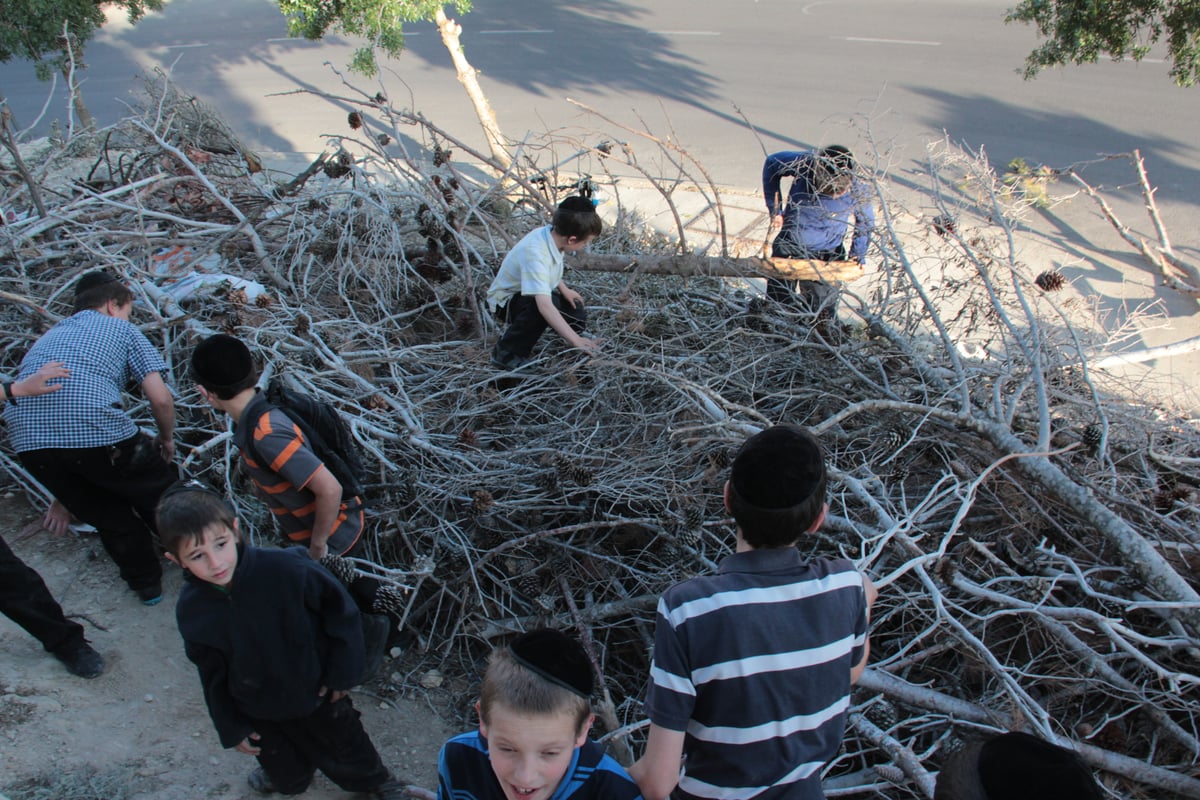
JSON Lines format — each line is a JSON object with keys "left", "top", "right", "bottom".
{"left": 630, "top": 425, "right": 877, "bottom": 800}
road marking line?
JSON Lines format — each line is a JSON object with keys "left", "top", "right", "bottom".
{"left": 802, "top": 1, "right": 839, "bottom": 13}
{"left": 843, "top": 37, "right": 941, "bottom": 46}
{"left": 164, "top": 43, "right": 210, "bottom": 49}
{"left": 477, "top": 29, "right": 554, "bottom": 35}
{"left": 650, "top": 31, "right": 721, "bottom": 36}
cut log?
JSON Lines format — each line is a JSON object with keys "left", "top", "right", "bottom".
{"left": 570, "top": 253, "right": 864, "bottom": 282}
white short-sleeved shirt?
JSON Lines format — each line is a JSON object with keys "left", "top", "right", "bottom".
{"left": 486, "top": 226, "right": 563, "bottom": 311}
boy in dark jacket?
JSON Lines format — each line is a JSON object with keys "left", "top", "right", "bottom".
{"left": 156, "top": 481, "right": 405, "bottom": 798}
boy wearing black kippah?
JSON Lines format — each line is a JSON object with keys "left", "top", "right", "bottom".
{"left": 486, "top": 196, "right": 603, "bottom": 370}
{"left": 437, "top": 628, "right": 642, "bottom": 800}
{"left": 630, "top": 425, "right": 878, "bottom": 800}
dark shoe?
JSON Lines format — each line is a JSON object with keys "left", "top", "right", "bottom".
{"left": 135, "top": 582, "right": 163, "bottom": 606}
{"left": 490, "top": 344, "right": 529, "bottom": 371}
{"left": 373, "top": 775, "right": 408, "bottom": 800}
{"left": 247, "top": 766, "right": 277, "bottom": 796}
{"left": 55, "top": 642, "right": 105, "bottom": 679}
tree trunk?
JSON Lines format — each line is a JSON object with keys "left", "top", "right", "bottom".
{"left": 434, "top": 8, "right": 511, "bottom": 171}
{"left": 60, "top": 57, "right": 95, "bottom": 132}
{"left": 571, "top": 252, "right": 864, "bottom": 282}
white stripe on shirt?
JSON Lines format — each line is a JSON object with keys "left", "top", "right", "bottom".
{"left": 686, "top": 693, "right": 850, "bottom": 745}
{"left": 663, "top": 569, "right": 863, "bottom": 627}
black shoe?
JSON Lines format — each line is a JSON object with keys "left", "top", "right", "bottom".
{"left": 490, "top": 345, "right": 530, "bottom": 371}
{"left": 135, "top": 582, "right": 163, "bottom": 606}
{"left": 373, "top": 775, "right": 408, "bottom": 800}
{"left": 55, "top": 642, "right": 105, "bottom": 679}
{"left": 247, "top": 766, "right": 277, "bottom": 796}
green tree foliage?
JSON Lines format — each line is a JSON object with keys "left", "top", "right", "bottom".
{"left": 278, "top": 0, "right": 471, "bottom": 77}
{"left": 0, "top": 0, "right": 163, "bottom": 80}
{"left": 1007, "top": 0, "right": 1200, "bottom": 87}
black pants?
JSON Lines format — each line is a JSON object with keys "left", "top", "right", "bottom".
{"left": 254, "top": 695, "right": 390, "bottom": 795}
{"left": 19, "top": 433, "right": 178, "bottom": 592}
{"left": 495, "top": 291, "right": 587, "bottom": 358}
{"left": 767, "top": 237, "right": 845, "bottom": 314}
{"left": 0, "top": 534, "right": 87, "bottom": 655}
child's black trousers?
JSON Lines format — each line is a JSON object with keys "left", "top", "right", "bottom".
{"left": 254, "top": 694, "right": 390, "bottom": 794}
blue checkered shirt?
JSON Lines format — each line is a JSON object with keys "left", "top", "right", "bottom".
{"left": 3, "top": 310, "right": 169, "bottom": 452}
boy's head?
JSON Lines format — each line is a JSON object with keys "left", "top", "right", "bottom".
{"left": 551, "top": 195, "right": 602, "bottom": 250}
{"left": 74, "top": 270, "right": 133, "bottom": 315}
{"left": 934, "top": 731, "right": 1102, "bottom": 800}
{"left": 476, "top": 629, "right": 595, "bottom": 800}
{"left": 814, "top": 145, "right": 856, "bottom": 197}
{"left": 726, "top": 425, "right": 827, "bottom": 549}
{"left": 156, "top": 480, "right": 240, "bottom": 587}
{"left": 191, "top": 334, "right": 259, "bottom": 403}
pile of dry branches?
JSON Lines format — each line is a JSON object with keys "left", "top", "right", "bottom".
{"left": 2, "top": 75, "right": 1199, "bottom": 798}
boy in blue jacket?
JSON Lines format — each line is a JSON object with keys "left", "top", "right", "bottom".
{"left": 761, "top": 146, "right": 875, "bottom": 323}
{"left": 437, "top": 628, "right": 642, "bottom": 800}
{"left": 156, "top": 481, "right": 405, "bottom": 798}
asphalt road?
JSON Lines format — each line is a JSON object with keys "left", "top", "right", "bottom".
{"left": 2, "top": 0, "right": 1195, "bottom": 186}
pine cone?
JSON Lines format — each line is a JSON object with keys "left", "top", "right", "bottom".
{"left": 377, "top": 133, "right": 391, "bottom": 146}
{"left": 569, "top": 464, "right": 594, "bottom": 486}
{"left": 470, "top": 489, "right": 494, "bottom": 516}
{"left": 1081, "top": 423, "right": 1103, "bottom": 450}
{"left": 864, "top": 698, "right": 899, "bottom": 730}
{"left": 514, "top": 573, "right": 541, "bottom": 597}
{"left": 459, "top": 428, "right": 479, "bottom": 449}
{"left": 684, "top": 504, "right": 704, "bottom": 531}
{"left": 932, "top": 214, "right": 956, "bottom": 236}
{"left": 323, "top": 149, "right": 352, "bottom": 179}
{"left": 320, "top": 554, "right": 358, "bottom": 584}
{"left": 1035, "top": 269, "right": 1067, "bottom": 291}
{"left": 534, "top": 593, "right": 558, "bottom": 612}
{"left": 348, "top": 111, "right": 364, "bottom": 130}
{"left": 676, "top": 526, "right": 700, "bottom": 549}
{"left": 397, "top": 471, "right": 417, "bottom": 505}
{"left": 553, "top": 453, "right": 572, "bottom": 482}
{"left": 371, "top": 585, "right": 407, "bottom": 616}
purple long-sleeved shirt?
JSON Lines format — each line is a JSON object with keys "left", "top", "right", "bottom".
{"left": 762, "top": 150, "right": 874, "bottom": 262}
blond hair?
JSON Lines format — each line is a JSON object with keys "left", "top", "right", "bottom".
{"left": 479, "top": 646, "right": 592, "bottom": 732}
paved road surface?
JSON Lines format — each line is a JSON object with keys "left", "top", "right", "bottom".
{"left": 2, "top": 0, "right": 1196, "bottom": 203}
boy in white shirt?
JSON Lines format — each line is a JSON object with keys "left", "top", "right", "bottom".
{"left": 486, "top": 196, "right": 602, "bottom": 370}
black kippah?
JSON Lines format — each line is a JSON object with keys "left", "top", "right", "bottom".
{"left": 730, "top": 425, "right": 824, "bottom": 509}
{"left": 191, "top": 334, "right": 255, "bottom": 392}
{"left": 75, "top": 270, "right": 120, "bottom": 297}
{"left": 509, "top": 628, "right": 594, "bottom": 698}
{"left": 557, "top": 195, "right": 595, "bottom": 214}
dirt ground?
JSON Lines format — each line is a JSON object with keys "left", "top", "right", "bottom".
{"left": 0, "top": 491, "right": 455, "bottom": 800}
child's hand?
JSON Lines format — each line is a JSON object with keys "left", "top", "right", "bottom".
{"left": 574, "top": 336, "right": 601, "bottom": 354}
{"left": 235, "top": 733, "right": 262, "bottom": 755}
{"left": 42, "top": 500, "right": 73, "bottom": 537}
{"left": 560, "top": 287, "right": 584, "bottom": 308}
{"left": 308, "top": 541, "right": 328, "bottom": 561}
{"left": 319, "top": 686, "right": 348, "bottom": 703}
